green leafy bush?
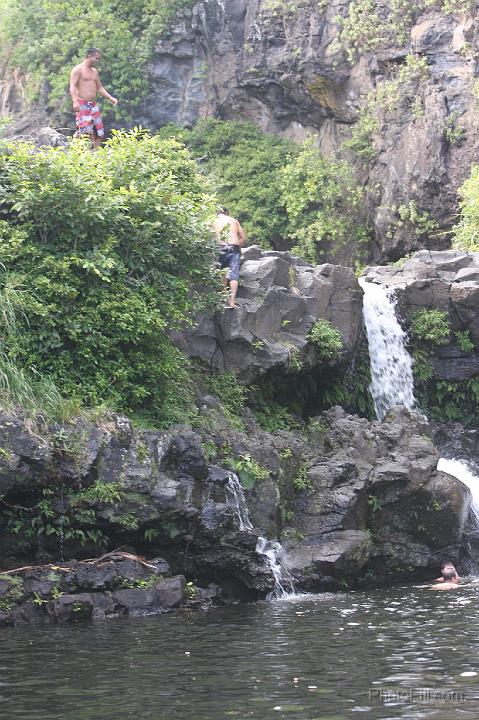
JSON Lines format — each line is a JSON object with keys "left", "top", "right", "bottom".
{"left": 204, "top": 372, "right": 247, "bottom": 415}
{"left": 308, "top": 319, "right": 343, "bottom": 360}
{"left": 0, "top": 129, "right": 219, "bottom": 424}
{"left": 416, "top": 377, "right": 479, "bottom": 425}
{"left": 455, "top": 329, "right": 475, "bottom": 353}
{"left": 336, "top": 0, "right": 474, "bottom": 61}
{"left": 230, "top": 453, "right": 269, "bottom": 490}
{"left": 409, "top": 309, "right": 450, "bottom": 346}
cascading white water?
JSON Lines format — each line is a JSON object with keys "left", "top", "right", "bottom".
{"left": 255, "top": 536, "right": 295, "bottom": 599}
{"left": 224, "top": 472, "right": 295, "bottom": 598}
{"left": 359, "top": 278, "right": 417, "bottom": 420}
{"left": 225, "top": 472, "right": 254, "bottom": 531}
{"left": 437, "top": 458, "right": 479, "bottom": 526}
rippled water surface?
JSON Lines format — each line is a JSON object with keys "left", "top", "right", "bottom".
{"left": 2, "top": 584, "right": 479, "bottom": 720}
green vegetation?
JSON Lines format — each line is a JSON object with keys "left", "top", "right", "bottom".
{"left": 336, "top": 0, "right": 474, "bottom": 61}
{"left": 281, "top": 140, "right": 370, "bottom": 263}
{"left": 455, "top": 330, "right": 475, "bottom": 353}
{"left": 2, "top": 483, "right": 116, "bottom": 549}
{"left": 416, "top": 377, "right": 479, "bottom": 424}
{"left": 453, "top": 165, "right": 479, "bottom": 251}
{"left": 396, "top": 201, "right": 438, "bottom": 238}
{"left": 445, "top": 112, "right": 466, "bottom": 145}
{"left": 0, "top": 574, "right": 23, "bottom": 611}
{"left": 204, "top": 372, "right": 247, "bottom": 417}
{"left": 161, "top": 120, "right": 370, "bottom": 264}
{"left": 252, "top": 397, "right": 302, "bottom": 433}
{"left": 308, "top": 319, "right": 343, "bottom": 360}
{"left": 0, "top": 0, "right": 194, "bottom": 116}
{"left": 292, "top": 463, "right": 312, "bottom": 491}
{"left": 409, "top": 309, "right": 450, "bottom": 346}
{"left": 407, "top": 308, "right": 479, "bottom": 424}
{"left": 230, "top": 453, "right": 270, "bottom": 490}
{"left": 0, "top": 129, "right": 219, "bottom": 426}
{"left": 344, "top": 55, "right": 430, "bottom": 161}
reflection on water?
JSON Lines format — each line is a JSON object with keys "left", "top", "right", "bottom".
{"left": 2, "top": 584, "right": 479, "bottom": 720}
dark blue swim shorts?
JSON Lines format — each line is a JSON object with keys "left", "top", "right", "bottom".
{"left": 217, "top": 244, "right": 241, "bottom": 281}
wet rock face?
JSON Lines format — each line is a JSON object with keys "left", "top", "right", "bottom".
{"left": 363, "top": 250, "right": 479, "bottom": 382}
{"left": 175, "top": 246, "right": 362, "bottom": 379}
{"left": 0, "top": 555, "right": 221, "bottom": 626}
{"left": 0, "top": 412, "right": 278, "bottom": 601}
{"left": 283, "top": 406, "right": 469, "bottom": 588}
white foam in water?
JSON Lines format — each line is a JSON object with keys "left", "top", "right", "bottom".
{"left": 437, "top": 457, "right": 479, "bottom": 526}
{"left": 359, "top": 279, "right": 417, "bottom": 420}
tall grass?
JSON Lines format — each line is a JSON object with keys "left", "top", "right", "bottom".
{"left": 0, "top": 269, "right": 80, "bottom": 423}
{"left": 0, "top": 355, "right": 81, "bottom": 423}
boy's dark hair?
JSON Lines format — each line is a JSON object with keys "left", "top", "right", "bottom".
{"left": 442, "top": 567, "right": 457, "bottom": 581}
{"left": 86, "top": 48, "right": 100, "bottom": 57}
{"left": 219, "top": 207, "right": 229, "bottom": 215}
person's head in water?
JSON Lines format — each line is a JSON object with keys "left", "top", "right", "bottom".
{"left": 442, "top": 567, "right": 459, "bottom": 583}
{"left": 441, "top": 561, "right": 458, "bottom": 577}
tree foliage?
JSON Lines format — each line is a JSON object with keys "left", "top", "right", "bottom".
{"left": 161, "top": 120, "right": 370, "bottom": 264}
{"left": 0, "top": 129, "right": 219, "bottom": 423}
{"left": 409, "top": 309, "right": 450, "bottom": 346}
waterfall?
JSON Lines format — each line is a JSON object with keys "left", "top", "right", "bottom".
{"left": 359, "top": 278, "right": 417, "bottom": 420}
{"left": 224, "top": 472, "right": 295, "bottom": 598}
{"left": 255, "top": 537, "right": 295, "bottom": 599}
{"left": 225, "top": 472, "right": 253, "bottom": 531}
{"left": 437, "top": 458, "right": 479, "bottom": 526}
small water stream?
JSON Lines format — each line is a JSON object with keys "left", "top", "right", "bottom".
{"left": 225, "top": 472, "right": 295, "bottom": 597}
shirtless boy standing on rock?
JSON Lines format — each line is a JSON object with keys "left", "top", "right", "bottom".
{"left": 213, "top": 208, "right": 247, "bottom": 308}
{"left": 70, "top": 48, "right": 117, "bottom": 148}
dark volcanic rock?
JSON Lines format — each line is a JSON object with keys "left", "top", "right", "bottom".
{"left": 176, "top": 247, "right": 362, "bottom": 379}
{"left": 0, "top": 394, "right": 473, "bottom": 621}
{"left": 283, "top": 406, "right": 469, "bottom": 586}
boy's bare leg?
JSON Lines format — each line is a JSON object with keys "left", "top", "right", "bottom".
{"left": 228, "top": 280, "right": 238, "bottom": 307}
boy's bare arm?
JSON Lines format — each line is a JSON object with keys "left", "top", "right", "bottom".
{"left": 69, "top": 66, "right": 81, "bottom": 111}
{"left": 96, "top": 72, "right": 118, "bottom": 105}
{"left": 237, "top": 221, "right": 247, "bottom": 247}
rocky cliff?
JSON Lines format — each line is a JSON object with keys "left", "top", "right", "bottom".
{"left": 175, "top": 245, "right": 362, "bottom": 378}
{"left": 1, "top": 248, "right": 478, "bottom": 626}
